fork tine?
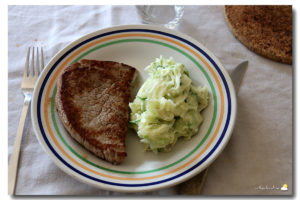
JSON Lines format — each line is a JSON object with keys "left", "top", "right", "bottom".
{"left": 41, "top": 47, "right": 45, "bottom": 71}
{"left": 30, "top": 47, "right": 34, "bottom": 77}
{"left": 35, "top": 47, "right": 39, "bottom": 78}
{"left": 23, "top": 47, "right": 30, "bottom": 78}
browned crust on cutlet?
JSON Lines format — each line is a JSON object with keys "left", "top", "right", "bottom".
{"left": 55, "top": 59, "right": 136, "bottom": 164}
{"left": 224, "top": 5, "right": 292, "bottom": 64}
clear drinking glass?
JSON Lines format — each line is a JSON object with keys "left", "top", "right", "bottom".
{"left": 136, "top": 5, "right": 184, "bottom": 29}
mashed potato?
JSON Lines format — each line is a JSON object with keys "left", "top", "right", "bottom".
{"left": 129, "top": 56, "right": 208, "bottom": 153}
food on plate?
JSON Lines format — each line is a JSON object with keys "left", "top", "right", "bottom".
{"left": 129, "top": 56, "right": 208, "bottom": 153}
{"left": 55, "top": 59, "right": 136, "bottom": 165}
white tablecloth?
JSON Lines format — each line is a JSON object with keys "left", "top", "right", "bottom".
{"left": 8, "top": 5, "right": 292, "bottom": 195}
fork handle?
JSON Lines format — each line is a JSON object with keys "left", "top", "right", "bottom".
{"left": 8, "top": 99, "right": 30, "bottom": 195}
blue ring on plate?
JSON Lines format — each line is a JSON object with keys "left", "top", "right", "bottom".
{"left": 37, "top": 28, "right": 232, "bottom": 187}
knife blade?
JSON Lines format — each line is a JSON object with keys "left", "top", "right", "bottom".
{"left": 179, "top": 61, "right": 249, "bottom": 194}
{"left": 230, "top": 61, "right": 248, "bottom": 94}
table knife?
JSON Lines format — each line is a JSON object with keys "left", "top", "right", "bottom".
{"left": 178, "top": 60, "right": 248, "bottom": 194}
{"left": 230, "top": 61, "right": 248, "bottom": 94}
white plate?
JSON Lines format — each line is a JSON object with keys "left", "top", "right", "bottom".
{"left": 31, "top": 24, "right": 237, "bottom": 192}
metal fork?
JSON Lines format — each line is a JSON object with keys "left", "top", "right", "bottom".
{"left": 8, "top": 47, "right": 44, "bottom": 195}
